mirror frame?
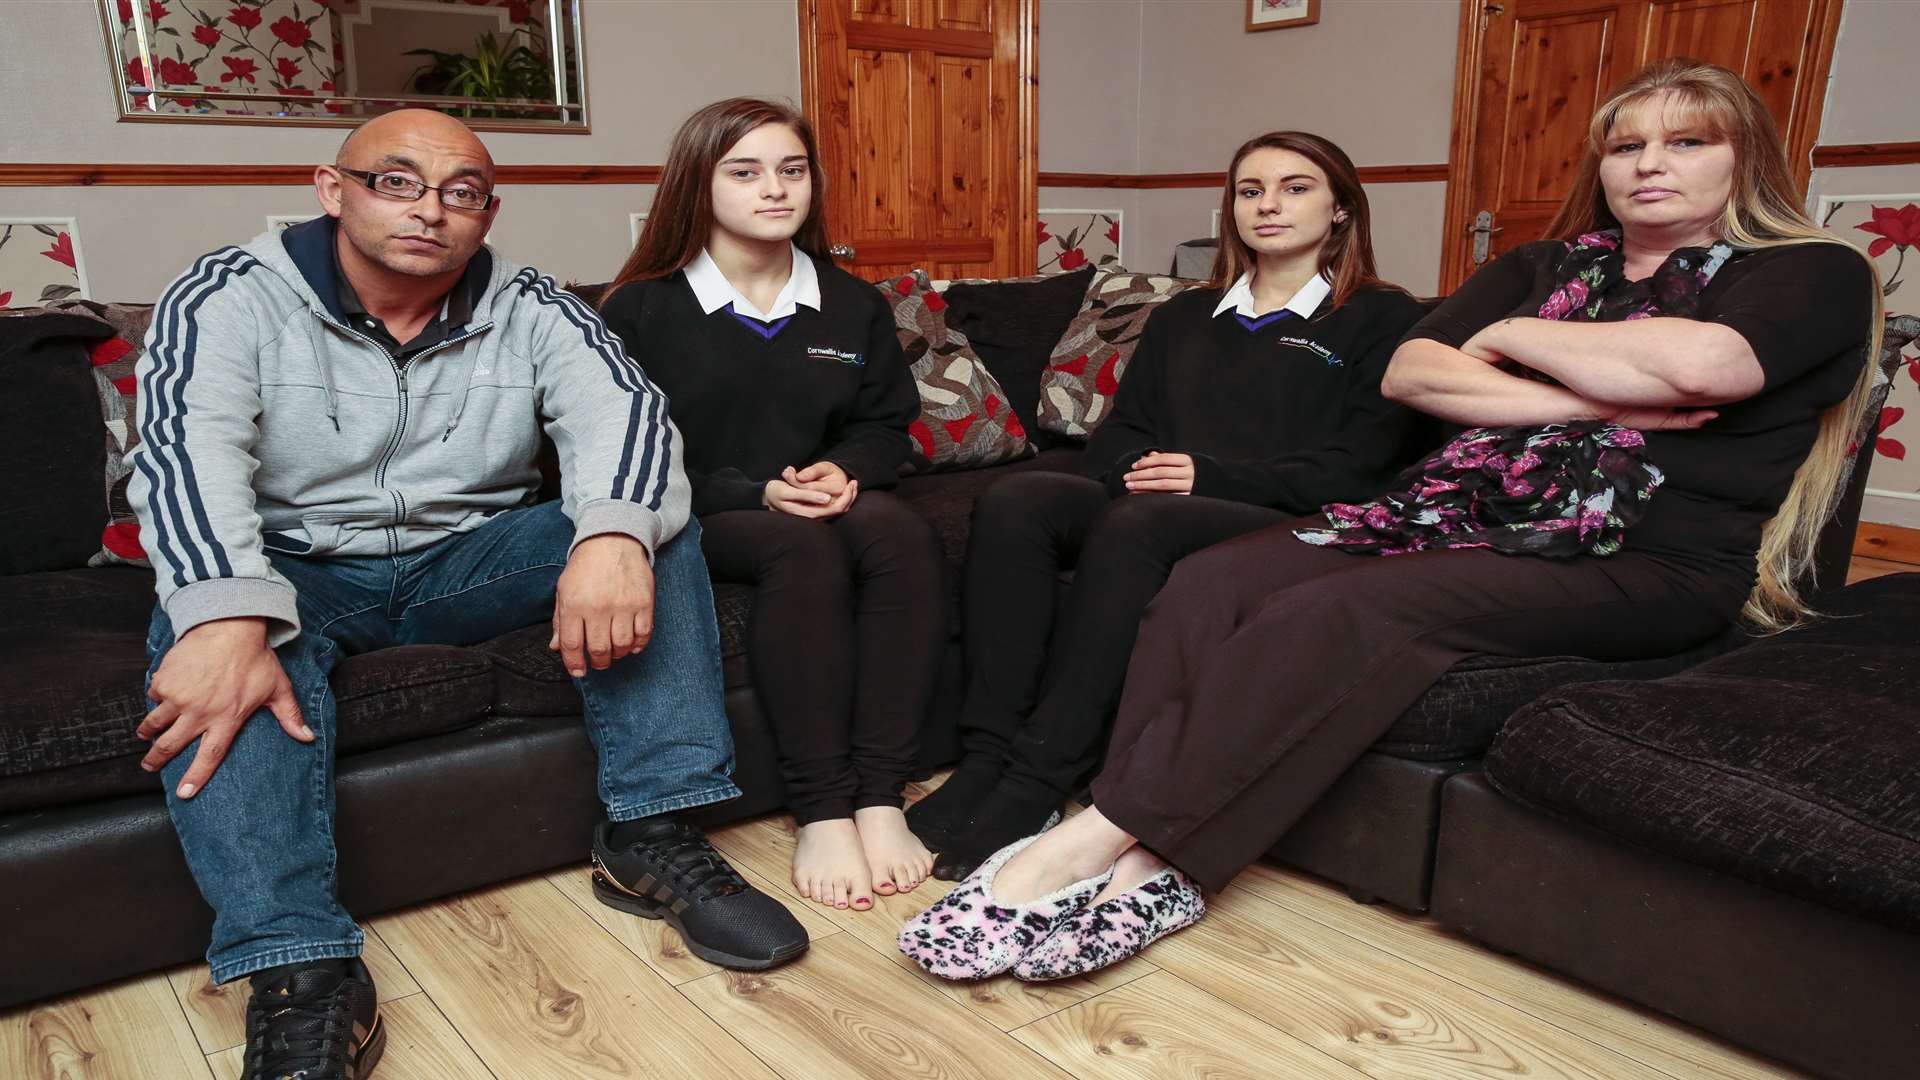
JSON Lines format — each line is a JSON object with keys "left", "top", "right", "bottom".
{"left": 96, "top": 0, "right": 589, "bottom": 133}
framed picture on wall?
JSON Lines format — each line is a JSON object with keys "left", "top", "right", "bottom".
{"left": 0, "top": 218, "right": 89, "bottom": 306}
{"left": 1247, "top": 0, "right": 1320, "bottom": 32}
{"left": 630, "top": 213, "right": 649, "bottom": 247}
{"left": 1037, "top": 210, "right": 1122, "bottom": 274}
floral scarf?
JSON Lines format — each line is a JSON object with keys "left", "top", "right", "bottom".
{"left": 1294, "top": 230, "right": 1734, "bottom": 558}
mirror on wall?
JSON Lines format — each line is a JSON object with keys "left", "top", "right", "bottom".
{"left": 99, "top": 0, "right": 587, "bottom": 132}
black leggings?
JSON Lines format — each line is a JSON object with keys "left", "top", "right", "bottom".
{"left": 958, "top": 470, "right": 1288, "bottom": 800}
{"left": 700, "top": 491, "right": 947, "bottom": 825}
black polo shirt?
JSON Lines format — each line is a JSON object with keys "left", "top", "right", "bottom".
{"left": 332, "top": 244, "right": 478, "bottom": 364}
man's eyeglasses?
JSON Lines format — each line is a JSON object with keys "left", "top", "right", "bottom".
{"left": 339, "top": 168, "right": 495, "bottom": 211}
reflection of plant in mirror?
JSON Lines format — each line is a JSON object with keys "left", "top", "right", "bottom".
{"left": 406, "top": 28, "right": 553, "bottom": 118}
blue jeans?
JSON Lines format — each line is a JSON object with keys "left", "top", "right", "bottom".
{"left": 145, "top": 503, "right": 740, "bottom": 984}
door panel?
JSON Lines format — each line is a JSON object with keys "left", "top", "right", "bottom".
{"left": 1441, "top": 0, "right": 1839, "bottom": 290}
{"left": 800, "top": 0, "right": 1036, "bottom": 281}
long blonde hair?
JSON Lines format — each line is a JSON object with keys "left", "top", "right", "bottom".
{"left": 1545, "top": 58, "right": 1885, "bottom": 632}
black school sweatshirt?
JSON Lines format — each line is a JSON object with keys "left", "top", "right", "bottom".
{"left": 600, "top": 257, "right": 919, "bottom": 516}
{"left": 1082, "top": 283, "right": 1429, "bottom": 512}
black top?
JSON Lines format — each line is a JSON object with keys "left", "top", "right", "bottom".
{"left": 1083, "top": 283, "right": 1430, "bottom": 513}
{"left": 1404, "top": 239, "right": 1875, "bottom": 588}
{"left": 600, "top": 257, "right": 918, "bottom": 515}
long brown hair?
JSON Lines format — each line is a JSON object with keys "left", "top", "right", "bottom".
{"left": 1210, "top": 131, "right": 1394, "bottom": 310}
{"left": 603, "top": 98, "right": 832, "bottom": 298}
{"left": 1545, "top": 58, "right": 1884, "bottom": 631}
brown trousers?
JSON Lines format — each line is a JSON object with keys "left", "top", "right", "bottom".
{"left": 1090, "top": 520, "right": 1743, "bottom": 892}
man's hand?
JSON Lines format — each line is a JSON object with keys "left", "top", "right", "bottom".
{"left": 550, "top": 534, "right": 655, "bottom": 677}
{"left": 1123, "top": 451, "right": 1196, "bottom": 495}
{"left": 139, "top": 617, "right": 311, "bottom": 799}
{"left": 765, "top": 463, "right": 858, "bottom": 519}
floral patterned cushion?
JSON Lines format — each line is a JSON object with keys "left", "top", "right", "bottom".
{"left": 1038, "top": 270, "right": 1205, "bottom": 438}
{"left": 877, "top": 270, "right": 1031, "bottom": 473}
{"left": 44, "top": 299, "right": 156, "bottom": 568}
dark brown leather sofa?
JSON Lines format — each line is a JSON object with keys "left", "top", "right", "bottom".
{"left": 3, "top": 296, "right": 1910, "bottom": 1080}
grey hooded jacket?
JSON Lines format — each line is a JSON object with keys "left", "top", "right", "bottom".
{"left": 129, "top": 217, "right": 690, "bottom": 646}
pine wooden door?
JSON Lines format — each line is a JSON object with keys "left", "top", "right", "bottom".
{"left": 1439, "top": 0, "right": 1842, "bottom": 291}
{"left": 798, "top": 0, "right": 1037, "bottom": 282}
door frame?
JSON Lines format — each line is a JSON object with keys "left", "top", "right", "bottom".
{"left": 1435, "top": 0, "right": 1847, "bottom": 292}
{"left": 795, "top": 0, "right": 1040, "bottom": 278}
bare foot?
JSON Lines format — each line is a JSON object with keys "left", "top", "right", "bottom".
{"left": 792, "top": 818, "right": 874, "bottom": 910}
{"left": 1087, "top": 845, "right": 1169, "bottom": 906}
{"left": 990, "top": 806, "right": 1134, "bottom": 905}
{"left": 854, "top": 805, "right": 934, "bottom": 895}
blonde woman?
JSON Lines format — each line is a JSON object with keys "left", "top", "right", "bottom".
{"left": 900, "top": 57, "right": 1882, "bottom": 981}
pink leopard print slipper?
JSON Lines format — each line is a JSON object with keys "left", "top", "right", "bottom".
{"left": 898, "top": 834, "right": 1113, "bottom": 980}
{"left": 1011, "top": 865, "right": 1206, "bottom": 981}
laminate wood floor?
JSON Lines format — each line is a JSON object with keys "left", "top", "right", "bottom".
{"left": 3, "top": 767, "right": 1809, "bottom": 1079}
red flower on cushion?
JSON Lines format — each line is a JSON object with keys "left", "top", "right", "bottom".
{"left": 0, "top": 292, "right": 11, "bottom": 307}
{"left": 1858, "top": 204, "right": 1920, "bottom": 258}
{"left": 193, "top": 23, "right": 221, "bottom": 46}
{"left": 270, "top": 15, "right": 311, "bottom": 48}
{"left": 101, "top": 523, "right": 146, "bottom": 560}
{"left": 159, "top": 57, "right": 198, "bottom": 86}
{"left": 275, "top": 56, "right": 302, "bottom": 82}
{"left": 221, "top": 56, "right": 259, "bottom": 83}
{"left": 984, "top": 395, "right": 1001, "bottom": 418}
{"left": 1050, "top": 354, "right": 1087, "bottom": 375}
{"left": 227, "top": 6, "right": 261, "bottom": 30}
{"left": 1059, "top": 248, "right": 1088, "bottom": 271}
{"left": 1004, "top": 412, "right": 1025, "bottom": 438}
{"left": 908, "top": 420, "right": 935, "bottom": 459}
{"left": 894, "top": 275, "right": 916, "bottom": 296}
{"left": 1877, "top": 406, "right": 1906, "bottom": 460}
{"left": 42, "top": 233, "right": 76, "bottom": 269}
{"left": 1094, "top": 351, "right": 1121, "bottom": 395}
{"left": 1106, "top": 219, "right": 1120, "bottom": 247}
{"left": 924, "top": 291, "right": 947, "bottom": 313}
{"left": 1037, "top": 220, "right": 1051, "bottom": 246}
{"left": 113, "top": 375, "right": 138, "bottom": 395}
{"left": 944, "top": 415, "right": 978, "bottom": 445}
{"left": 91, "top": 338, "right": 137, "bottom": 367}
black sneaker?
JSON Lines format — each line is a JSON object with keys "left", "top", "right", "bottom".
{"left": 242, "top": 958, "right": 383, "bottom": 1080}
{"left": 591, "top": 816, "right": 809, "bottom": 970}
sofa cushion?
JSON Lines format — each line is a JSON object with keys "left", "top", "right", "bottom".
{"left": 43, "top": 299, "right": 161, "bottom": 568}
{"left": 1038, "top": 270, "right": 1205, "bottom": 438}
{"left": 940, "top": 267, "right": 1094, "bottom": 446}
{"left": 1484, "top": 572, "right": 1920, "bottom": 932}
{"left": 0, "top": 309, "right": 114, "bottom": 574}
{"left": 878, "top": 270, "right": 1032, "bottom": 472}
{"left": 0, "top": 569, "right": 497, "bottom": 813}
{"left": 1377, "top": 632, "right": 1742, "bottom": 760}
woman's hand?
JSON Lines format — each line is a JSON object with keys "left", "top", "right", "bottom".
{"left": 765, "top": 463, "right": 858, "bottom": 518}
{"left": 1586, "top": 401, "right": 1719, "bottom": 431}
{"left": 1123, "top": 451, "right": 1195, "bottom": 494}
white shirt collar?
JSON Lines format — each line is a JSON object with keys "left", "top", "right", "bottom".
{"left": 684, "top": 244, "right": 822, "bottom": 322}
{"left": 1212, "top": 271, "right": 1332, "bottom": 321}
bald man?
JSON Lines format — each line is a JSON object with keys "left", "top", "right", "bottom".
{"left": 128, "top": 110, "right": 805, "bottom": 1079}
